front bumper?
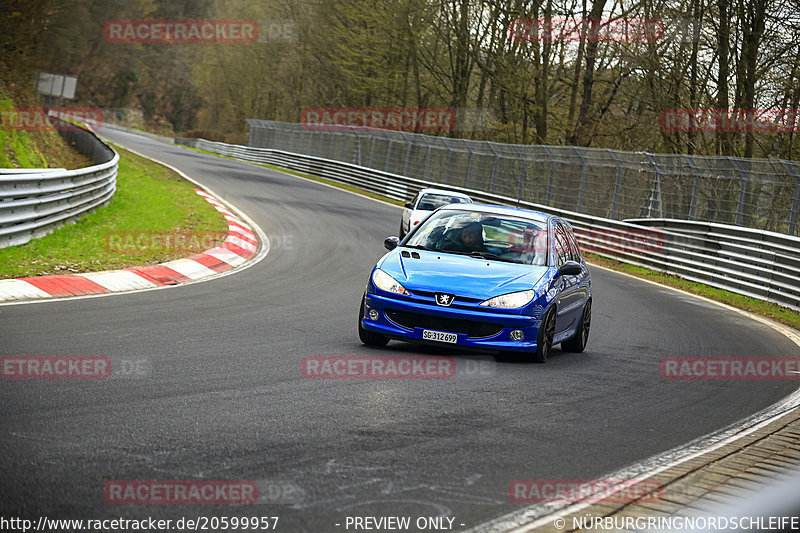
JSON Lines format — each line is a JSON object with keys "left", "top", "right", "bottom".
{"left": 362, "top": 292, "right": 541, "bottom": 352}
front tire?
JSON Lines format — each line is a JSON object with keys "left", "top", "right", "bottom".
{"left": 561, "top": 299, "right": 591, "bottom": 353}
{"left": 527, "top": 307, "right": 556, "bottom": 363}
{"left": 358, "top": 294, "right": 389, "bottom": 347}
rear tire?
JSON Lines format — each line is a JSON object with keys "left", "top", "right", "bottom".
{"left": 561, "top": 299, "right": 591, "bottom": 353}
{"left": 358, "top": 294, "right": 389, "bottom": 347}
{"left": 527, "top": 307, "right": 556, "bottom": 363}
{"left": 399, "top": 222, "right": 406, "bottom": 239}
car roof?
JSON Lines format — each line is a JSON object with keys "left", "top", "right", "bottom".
{"left": 417, "top": 188, "right": 472, "bottom": 198}
{"left": 437, "top": 203, "right": 553, "bottom": 224}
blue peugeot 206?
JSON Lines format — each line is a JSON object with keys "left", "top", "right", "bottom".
{"left": 358, "top": 204, "right": 591, "bottom": 363}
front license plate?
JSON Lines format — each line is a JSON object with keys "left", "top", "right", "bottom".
{"left": 422, "top": 329, "right": 458, "bottom": 344}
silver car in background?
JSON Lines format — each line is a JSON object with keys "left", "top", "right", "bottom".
{"left": 400, "top": 188, "right": 472, "bottom": 238}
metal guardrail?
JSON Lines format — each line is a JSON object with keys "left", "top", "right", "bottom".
{"left": 247, "top": 120, "right": 800, "bottom": 237}
{"left": 175, "top": 136, "right": 800, "bottom": 311}
{"left": 0, "top": 118, "right": 118, "bottom": 248}
{"left": 97, "top": 121, "right": 175, "bottom": 144}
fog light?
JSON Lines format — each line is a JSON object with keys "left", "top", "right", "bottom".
{"left": 368, "top": 309, "right": 379, "bottom": 321}
{"left": 510, "top": 329, "right": 524, "bottom": 341}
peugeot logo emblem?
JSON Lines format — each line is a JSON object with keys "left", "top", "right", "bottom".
{"left": 435, "top": 293, "right": 454, "bottom": 306}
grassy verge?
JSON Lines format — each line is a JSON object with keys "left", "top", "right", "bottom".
{"left": 178, "top": 141, "right": 800, "bottom": 332}
{"left": 0, "top": 83, "right": 92, "bottom": 169}
{"left": 586, "top": 254, "right": 800, "bottom": 331}
{"left": 0, "top": 144, "right": 229, "bottom": 278}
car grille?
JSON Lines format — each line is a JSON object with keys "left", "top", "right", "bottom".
{"left": 385, "top": 309, "right": 503, "bottom": 339}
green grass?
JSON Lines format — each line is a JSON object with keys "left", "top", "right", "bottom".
{"left": 0, "top": 144, "right": 229, "bottom": 278}
{"left": 179, "top": 141, "right": 800, "bottom": 332}
{"left": 586, "top": 253, "right": 800, "bottom": 331}
{"left": 1, "top": 93, "right": 49, "bottom": 168}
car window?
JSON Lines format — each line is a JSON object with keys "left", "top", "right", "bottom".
{"left": 553, "top": 223, "right": 571, "bottom": 266}
{"left": 405, "top": 209, "right": 547, "bottom": 265}
{"left": 417, "top": 193, "right": 470, "bottom": 211}
{"left": 562, "top": 224, "right": 581, "bottom": 262}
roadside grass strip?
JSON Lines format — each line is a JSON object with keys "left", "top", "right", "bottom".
{"left": 0, "top": 189, "right": 258, "bottom": 302}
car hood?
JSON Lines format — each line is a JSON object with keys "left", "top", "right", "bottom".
{"left": 378, "top": 248, "right": 548, "bottom": 300}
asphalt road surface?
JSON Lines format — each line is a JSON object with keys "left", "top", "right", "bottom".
{"left": 2, "top": 129, "right": 798, "bottom": 532}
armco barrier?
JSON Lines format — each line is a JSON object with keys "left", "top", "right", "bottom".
{"left": 174, "top": 137, "right": 800, "bottom": 312}
{"left": 0, "top": 118, "right": 118, "bottom": 248}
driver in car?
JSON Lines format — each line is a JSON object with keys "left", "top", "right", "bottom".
{"left": 443, "top": 221, "right": 490, "bottom": 253}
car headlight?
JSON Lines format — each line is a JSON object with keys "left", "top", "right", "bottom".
{"left": 480, "top": 289, "right": 535, "bottom": 309}
{"left": 372, "top": 268, "right": 410, "bottom": 296}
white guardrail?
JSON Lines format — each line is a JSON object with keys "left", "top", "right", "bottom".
{"left": 0, "top": 118, "right": 118, "bottom": 248}
{"left": 176, "top": 137, "right": 800, "bottom": 312}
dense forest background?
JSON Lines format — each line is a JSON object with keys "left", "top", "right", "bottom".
{"left": 2, "top": 0, "right": 800, "bottom": 158}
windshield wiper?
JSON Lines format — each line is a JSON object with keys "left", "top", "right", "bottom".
{"left": 468, "top": 251, "right": 522, "bottom": 263}
{"left": 402, "top": 244, "right": 431, "bottom": 251}
{"left": 436, "top": 249, "right": 521, "bottom": 263}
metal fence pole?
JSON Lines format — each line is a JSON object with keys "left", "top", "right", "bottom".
{"left": 422, "top": 136, "right": 432, "bottom": 180}
{"left": 465, "top": 142, "right": 476, "bottom": 188}
{"left": 608, "top": 150, "right": 624, "bottom": 219}
{"left": 780, "top": 160, "right": 800, "bottom": 236}
{"left": 542, "top": 146, "right": 556, "bottom": 205}
{"left": 729, "top": 157, "right": 750, "bottom": 226}
{"left": 368, "top": 135, "right": 377, "bottom": 169}
{"left": 643, "top": 151, "right": 664, "bottom": 218}
{"left": 443, "top": 139, "right": 453, "bottom": 184}
{"left": 575, "top": 147, "right": 588, "bottom": 212}
{"left": 384, "top": 132, "right": 394, "bottom": 172}
{"left": 401, "top": 131, "right": 413, "bottom": 177}
{"left": 513, "top": 145, "right": 526, "bottom": 202}
{"left": 683, "top": 154, "right": 701, "bottom": 220}
{"left": 488, "top": 142, "right": 500, "bottom": 193}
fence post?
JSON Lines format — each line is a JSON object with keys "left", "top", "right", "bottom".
{"left": 542, "top": 146, "right": 556, "bottom": 205}
{"left": 368, "top": 135, "right": 377, "bottom": 169}
{"left": 642, "top": 151, "right": 664, "bottom": 218}
{"left": 729, "top": 157, "right": 749, "bottom": 226}
{"left": 351, "top": 129, "right": 362, "bottom": 166}
{"left": 422, "top": 136, "right": 432, "bottom": 180}
{"left": 443, "top": 138, "right": 453, "bottom": 184}
{"left": 780, "top": 159, "right": 800, "bottom": 236}
{"left": 384, "top": 131, "right": 394, "bottom": 172}
{"left": 465, "top": 141, "right": 476, "bottom": 188}
{"left": 488, "top": 142, "right": 500, "bottom": 193}
{"left": 401, "top": 131, "right": 413, "bottom": 177}
{"left": 608, "top": 150, "right": 624, "bottom": 219}
{"left": 575, "top": 147, "right": 588, "bottom": 212}
{"left": 513, "top": 145, "right": 526, "bottom": 203}
{"left": 683, "top": 154, "right": 701, "bottom": 220}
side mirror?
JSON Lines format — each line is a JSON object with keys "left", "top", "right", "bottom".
{"left": 384, "top": 236, "right": 400, "bottom": 250}
{"left": 404, "top": 202, "right": 413, "bottom": 209}
{"left": 559, "top": 261, "right": 582, "bottom": 276}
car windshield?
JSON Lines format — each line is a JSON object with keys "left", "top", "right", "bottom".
{"left": 405, "top": 209, "right": 548, "bottom": 265}
{"left": 416, "top": 193, "right": 470, "bottom": 211}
